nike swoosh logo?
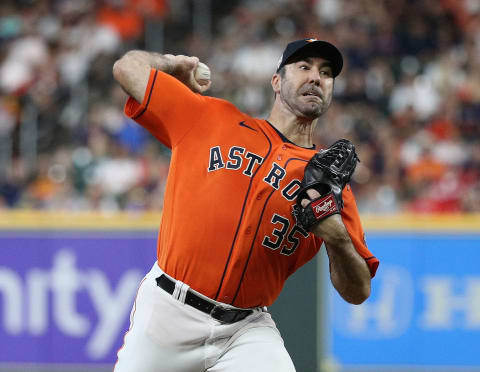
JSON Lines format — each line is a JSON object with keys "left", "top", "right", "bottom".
{"left": 239, "top": 121, "right": 257, "bottom": 132}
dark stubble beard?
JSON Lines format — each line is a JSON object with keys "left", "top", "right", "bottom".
{"left": 302, "top": 102, "right": 325, "bottom": 119}
{"left": 280, "top": 83, "right": 331, "bottom": 120}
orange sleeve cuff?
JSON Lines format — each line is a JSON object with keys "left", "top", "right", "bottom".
{"left": 124, "top": 68, "right": 158, "bottom": 120}
{"left": 365, "top": 256, "right": 379, "bottom": 278}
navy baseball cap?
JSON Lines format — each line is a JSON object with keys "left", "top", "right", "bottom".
{"left": 276, "top": 38, "right": 343, "bottom": 77}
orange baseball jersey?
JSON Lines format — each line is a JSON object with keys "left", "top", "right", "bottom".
{"left": 124, "top": 68, "right": 379, "bottom": 308}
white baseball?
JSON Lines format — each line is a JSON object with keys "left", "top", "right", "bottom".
{"left": 194, "top": 62, "right": 211, "bottom": 85}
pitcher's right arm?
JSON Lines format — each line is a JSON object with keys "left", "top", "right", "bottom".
{"left": 113, "top": 52, "right": 210, "bottom": 102}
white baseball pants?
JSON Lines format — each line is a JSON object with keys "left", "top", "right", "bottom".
{"left": 113, "top": 262, "right": 296, "bottom": 372}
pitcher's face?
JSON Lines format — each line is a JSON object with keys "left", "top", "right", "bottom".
{"left": 278, "top": 57, "right": 334, "bottom": 119}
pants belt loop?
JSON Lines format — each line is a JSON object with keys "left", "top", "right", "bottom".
{"left": 178, "top": 282, "right": 190, "bottom": 304}
{"left": 172, "top": 281, "right": 183, "bottom": 300}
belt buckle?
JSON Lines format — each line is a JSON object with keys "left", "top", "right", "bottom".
{"left": 210, "top": 305, "right": 228, "bottom": 322}
{"left": 210, "top": 305, "right": 251, "bottom": 324}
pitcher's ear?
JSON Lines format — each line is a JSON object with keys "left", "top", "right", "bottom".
{"left": 271, "top": 73, "right": 281, "bottom": 94}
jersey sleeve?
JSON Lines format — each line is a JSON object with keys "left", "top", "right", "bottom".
{"left": 341, "top": 185, "right": 379, "bottom": 278}
{"left": 124, "top": 68, "right": 208, "bottom": 148}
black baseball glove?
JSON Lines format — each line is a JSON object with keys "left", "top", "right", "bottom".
{"left": 292, "top": 139, "right": 359, "bottom": 231}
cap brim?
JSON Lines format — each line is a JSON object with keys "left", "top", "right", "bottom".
{"left": 283, "top": 40, "right": 343, "bottom": 77}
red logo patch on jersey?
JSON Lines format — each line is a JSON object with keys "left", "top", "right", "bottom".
{"left": 310, "top": 193, "right": 338, "bottom": 219}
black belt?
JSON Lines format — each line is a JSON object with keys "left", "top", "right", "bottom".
{"left": 156, "top": 274, "right": 253, "bottom": 324}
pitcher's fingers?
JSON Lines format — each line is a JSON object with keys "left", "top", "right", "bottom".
{"left": 198, "top": 80, "right": 212, "bottom": 93}
{"left": 306, "top": 189, "right": 321, "bottom": 199}
{"left": 300, "top": 199, "right": 310, "bottom": 208}
{"left": 189, "top": 74, "right": 203, "bottom": 93}
{"left": 178, "top": 56, "right": 199, "bottom": 71}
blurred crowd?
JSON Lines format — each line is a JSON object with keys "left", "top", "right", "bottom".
{"left": 0, "top": 0, "right": 479, "bottom": 213}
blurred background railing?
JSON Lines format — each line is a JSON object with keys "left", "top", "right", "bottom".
{"left": 1, "top": 0, "right": 480, "bottom": 371}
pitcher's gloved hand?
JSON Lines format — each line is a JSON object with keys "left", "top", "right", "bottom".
{"left": 292, "top": 139, "right": 359, "bottom": 231}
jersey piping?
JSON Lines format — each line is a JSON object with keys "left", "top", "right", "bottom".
{"left": 213, "top": 125, "right": 273, "bottom": 301}
{"left": 132, "top": 70, "right": 158, "bottom": 120}
{"left": 231, "top": 156, "right": 309, "bottom": 306}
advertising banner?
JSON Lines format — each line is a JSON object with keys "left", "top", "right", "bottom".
{"left": 0, "top": 230, "right": 157, "bottom": 367}
{"left": 331, "top": 232, "right": 480, "bottom": 370}
{"left": 1, "top": 213, "right": 479, "bottom": 371}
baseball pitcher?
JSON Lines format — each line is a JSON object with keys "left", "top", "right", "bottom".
{"left": 112, "top": 38, "right": 379, "bottom": 372}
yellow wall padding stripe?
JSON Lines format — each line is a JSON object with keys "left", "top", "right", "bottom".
{"left": 0, "top": 210, "right": 163, "bottom": 230}
{"left": 361, "top": 213, "right": 480, "bottom": 232}
{"left": 0, "top": 211, "right": 478, "bottom": 231}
